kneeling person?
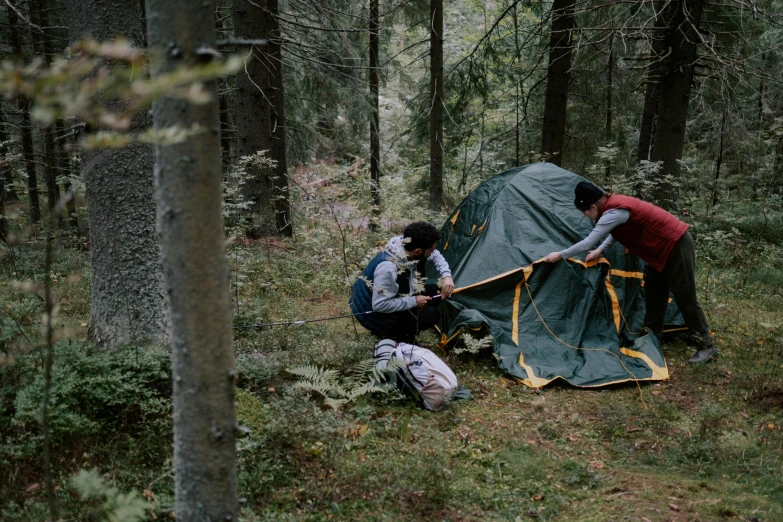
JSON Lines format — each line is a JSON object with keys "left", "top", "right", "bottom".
{"left": 351, "top": 222, "right": 454, "bottom": 343}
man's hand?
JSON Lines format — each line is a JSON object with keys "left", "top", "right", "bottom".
{"left": 542, "top": 252, "right": 563, "bottom": 263}
{"left": 441, "top": 276, "right": 455, "bottom": 298}
{"left": 415, "top": 295, "right": 432, "bottom": 308}
{"left": 585, "top": 249, "right": 602, "bottom": 263}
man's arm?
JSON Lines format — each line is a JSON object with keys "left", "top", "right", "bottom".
{"left": 558, "top": 209, "right": 629, "bottom": 259}
{"left": 428, "top": 249, "right": 455, "bottom": 297}
{"left": 371, "top": 261, "right": 418, "bottom": 313}
{"left": 427, "top": 249, "right": 452, "bottom": 278}
{"left": 542, "top": 209, "right": 629, "bottom": 263}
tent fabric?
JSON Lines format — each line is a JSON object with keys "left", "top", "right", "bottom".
{"left": 430, "top": 163, "right": 678, "bottom": 388}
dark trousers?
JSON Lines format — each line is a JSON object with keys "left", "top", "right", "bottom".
{"left": 644, "top": 231, "right": 714, "bottom": 349}
{"left": 372, "top": 284, "right": 441, "bottom": 344}
{"left": 374, "top": 303, "right": 441, "bottom": 344}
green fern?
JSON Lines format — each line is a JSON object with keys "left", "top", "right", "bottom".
{"left": 453, "top": 333, "right": 493, "bottom": 355}
{"left": 288, "top": 357, "right": 397, "bottom": 411}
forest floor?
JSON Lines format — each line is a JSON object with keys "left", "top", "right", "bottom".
{"left": 2, "top": 162, "right": 783, "bottom": 521}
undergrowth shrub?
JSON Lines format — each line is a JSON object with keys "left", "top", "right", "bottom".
{"left": 0, "top": 341, "right": 172, "bottom": 497}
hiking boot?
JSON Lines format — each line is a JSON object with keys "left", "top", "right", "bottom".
{"left": 688, "top": 346, "right": 717, "bottom": 364}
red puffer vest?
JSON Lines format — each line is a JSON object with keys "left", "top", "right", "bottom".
{"left": 601, "top": 194, "right": 688, "bottom": 272}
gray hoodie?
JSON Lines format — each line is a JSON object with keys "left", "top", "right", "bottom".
{"left": 371, "top": 236, "right": 452, "bottom": 313}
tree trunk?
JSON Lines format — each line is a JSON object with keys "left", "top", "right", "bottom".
{"left": 232, "top": 0, "right": 278, "bottom": 237}
{"left": 8, "top": 6, "right": 42, "bottom": 224}
{"left": 369, "top": 0, "right": 381, "bottom": 228}
{"left": 41, "top": 127, "right": 59, "bottom": 215}
{"left": 605, "top": 30, "right": 614, "bottom": 184}
{"left": 0, "top": 103, "right": 10, "bottom": 240}
{"left": 540, "top": 0, "right": 575, "bottom": 167}
{"left": 32, "top": 0, "right": 62, "bottom": 222}
{"left": 773, "top": 130, "right": 783, "bottom": 196}
{"left": 513, "top": 3, "right": 521, "bottom": 166}
{"left": 429, "top": 0, "right": 444, "bottom": 211}
{"left": 146, "top": 0, "right": 238, "bottom": 519}
{"left": 65, "top": 0, "right": 169, "bottom": 348}
{"left": 54, "top": 120, "right": 79, "bottom": 231}
{"left": 219, "top": 85, "right": 232, "bottom": 169}
{"left": 266, "top": 0, "right": 292, "bottom": 235}
{"left": 0, "top": 101, "right": 18, "bottom": 203}
{"left": 637, "top": 3, "right": 671, "bottom": 164}
{"left": 711, "top": 106, "right": 726, "bottom": 208}
{"left": 648, "top": 0, "right": 704, "bottom": 209}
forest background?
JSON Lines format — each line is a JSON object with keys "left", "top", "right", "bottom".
{"left": 1, "top": 0, "right": 783, "bottom": 520}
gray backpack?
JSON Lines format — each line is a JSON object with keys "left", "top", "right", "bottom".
{"left": 374, "top": 339, "right": 459, "bottom": 411}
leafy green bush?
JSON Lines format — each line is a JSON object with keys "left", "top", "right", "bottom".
{"left": 0, "top": 342, "right": 172, "bottom": 485}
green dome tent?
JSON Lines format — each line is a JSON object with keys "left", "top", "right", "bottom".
{"left": 431, "top": 163, "right": 680, "bottom": 388}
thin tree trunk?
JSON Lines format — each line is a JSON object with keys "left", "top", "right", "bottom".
{"left": 66, "top": 0, "right": 169, "bottom": 348}
{"left": 711, "top": 106, "right": 726, "bottom": 209}
{"left": 774, "top": 133, "right": 783, "bottom": 195}
{"left": 32, "top": 0, "right": 62, "bottom": 223}
{"left": 146, "top": 0, "right": 238, "bottom": 519}
{"left": 219, "top": 85, "right": 232, "bottom": 169}
{"left": 0, "top": 103, "right": 10, "bottom": 240}
{"left": 369, "top": 0, "right": 381, "bottom": 229}
{"left": 540, "top": 0, "right": 575, "bottom": 167}
{"left": 8, "top": 6, "right": 42, "bottom": 224}
{"left": 604, "top": 30, "right": 614, "bottom": 184}
{"left": 514, "top": 3, "right": 521, "bottom": 166}
{"left": 18, "top": 100, "right": 41, "bottom": 225}
{"left": 757, "top": 52, "right": 766, "bottom": 126}
{"left": 637, "top": 3, "right": 671, "bottom": 164}
{"left": 429, "top": 0, "right": 444, "bottom": 211}
{"left": 267, "top": 0, "right": 292, "bottom": 235}
{"left": 41, "top": 127, "right": 59, "bottom": 214}
{"left": 0, "top": 101, "right": 18, "bottom": 202}
{"left": 648, "top": 0, "right": 705, "bottom": 209}
{"left": 54, "top": 120, "right": 79, "bottom": 231}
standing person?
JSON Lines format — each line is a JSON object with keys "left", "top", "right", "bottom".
{"left": 351, "top": 222, "right": 454, "bottom": 343}
{"left": 542, "top": 181, "right": 717, "bottom": 363}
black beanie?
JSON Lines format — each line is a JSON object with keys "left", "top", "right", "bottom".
{"left": 573, "top": 181, "right": 605, "bottom": 211}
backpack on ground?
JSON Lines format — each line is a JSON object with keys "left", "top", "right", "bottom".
{"left": 374, "top": 339, "right": 458, "bottom": 411}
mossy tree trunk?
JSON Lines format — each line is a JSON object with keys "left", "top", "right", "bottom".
{"left": 146, "top": 0, "right": 238, "bottom": 519}
{"left": 65, "top": 0, "right": 169, "bottom": 348}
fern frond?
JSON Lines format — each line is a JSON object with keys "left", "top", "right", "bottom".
{"left": 288, "top": 365, "right": 340, "bottom": 385}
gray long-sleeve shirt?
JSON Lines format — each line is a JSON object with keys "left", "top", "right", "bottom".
{"left": 559, "top": 209, "right": 630, "bottom": 259}
{"left": 372, "top": 236, "right": 452, "bottom": 313}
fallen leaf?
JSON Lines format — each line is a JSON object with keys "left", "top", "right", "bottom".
{"left": 669, "top": 503, "right": 681, "bottom": 512}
